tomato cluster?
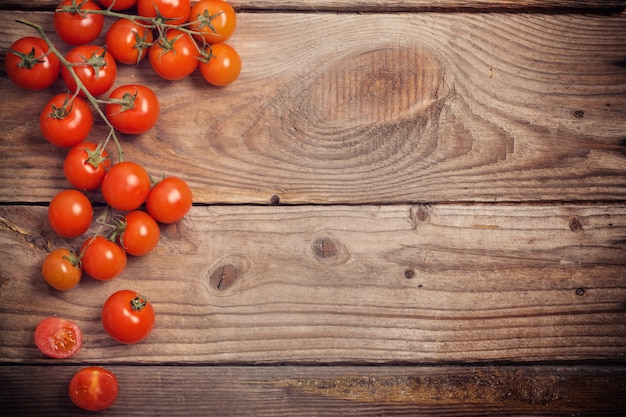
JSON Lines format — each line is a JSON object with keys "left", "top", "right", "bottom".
{"left": 6, "top": 0, "right": 242, "bottom": 411}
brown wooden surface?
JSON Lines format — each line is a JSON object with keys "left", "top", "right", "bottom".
{"left": 1, "top": 0, "right": 626, "bottom": 415}
{"left": 2, "top": 11, "right": 626, "bottom": 204}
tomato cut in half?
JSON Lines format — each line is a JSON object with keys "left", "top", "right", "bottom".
{"left": 69, "top": 366, "right": 118, "bottom": 411}
{"left": 34, "top": 317, "right": 83, "bottom": 359}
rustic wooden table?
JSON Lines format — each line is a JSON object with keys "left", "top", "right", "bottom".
{"left": 2, "top": 0, "right": 626, "bottom": 415}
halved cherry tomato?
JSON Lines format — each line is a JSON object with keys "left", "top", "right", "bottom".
{"left": 101, "top": 161, "right": 152, "bottom": 211}
{"left": 81, "top": 236, "right": 127, "bottom": 281}
{"left": 63, "top": 142, "right": 111, "bottom": 191}
{"left": 188, "top": 0, "right": 236, "bottom": 44}
{"left": 40, "top": 93, "right": 93, "bottom": 148}
{"left": 149, "top": 29, "right": 198, "bottom": 81}
{"left": 69, "top": 366, "right": 118, "bottom": 411}
{"left": 34, "top": 317, "right": 83, "bottom": 359}
{"left": 6, "top": 36, "right": 60, "bottom": 90}
{"left": 146, "top": 176, "right": 193, "bottom": 223}
{"left": 54, "top": 0, "right": 105, "bottom": 45}
{"left": 106, "top": 84, "right": 160, "bottom": 134}
{"left": 48, "top": 189, "right": 93, "bottom": 238}
{"left": 137, "top": 0, "right": 190, "bottom": 26}
{"left": 105, "top": 19, "right": 153, "bottom": 64}
{"left": 101, "top": 289, "right": 155, "bottom": 344}
{"left": 199, "top": 43, "right": 241, "bottom": 86}
{"left": 61, "top": 45, "right": 117, "bottom": 97}
{"left": 117, "top": 210, "right": 160, "bottom": 256}
{"left": 42, "top": 248, "right": 82, "bottom": 290}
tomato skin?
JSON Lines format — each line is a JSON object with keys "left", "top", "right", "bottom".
{"left": 34, "top": 317, "right": 83, "bottom": 359}
{"left": 106, "top": 84, "right": 160, "bottom": 134}
{"left": 69, "top": 366, "right": 118, "bottom": 411}
{"left": 81, "top": 236, "right": 127, "bottom": 281}
{"left": 48, "top": 190, "right": 93, "bottom": 238}
{"left": 6, "top": 37, "right": 60, "bottom": 90}
{"left": 137, "top": 0, "right": 191, "bottom": 25}
{"left": 119, "top": 210, "right": 161, "bottom": 256}
{"left": 54, "top": 0, "right": 105, "bottom": 45}
{"left": 105, "top": 19, "right": 153, "bottom": 64}
{"left": 188, "top": 0, "right": 236, "bottom": 44}
{"left": 146, "top": 176, "right": 193, "bottom": 223}
{"left": 149, "top": 29, "right": 199, "bottom": 81}
{"left": 63, "top": 142, "right": 111, "bottom": 191}
{"left": 62, "top": 45, "right": 117, "bottom": 97}
{"left": 102, "top": 290, "right": 155, "bottom": 344}
{"left": 42, "top": 248, "right": 82, "bottom": 291}
{"left": 40, "top": 93, "right": 93, "bottom": 148}
{"left": 98, "top": 0, "right": 137, "bottom": 11}
{"left": 101, "top": 161, "right": 152, "bottom": 211}
{"left": 199, "top": 43, "right": 241, "bottom": 86}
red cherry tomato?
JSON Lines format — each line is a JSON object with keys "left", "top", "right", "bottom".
{"left": 42, "top": 248, "right": 82, "bottom": 291}
{"left": 98, "top": 0, "right": 137, "bottom": 11}
{"left": 105, "top": 19, "right": 153, "bottom": 64}
{"left": 101, "top": 290, "right": 155, "bottom": 344}
{"left": 199, "top": 43, "right": 241, "bottom": 86}
{"left": 6, "top": 36, "right": 60, "bottom": 90}
{"left": 34, "top": 317, "right": 83, "bottom": 359}
{"left": 63, "top": 142, "right": 111, "bottom": 191}
{"left": 48, "top": 189, "right": 93, "bottom": 238}
{"left": 149, "top": 29, "right": 199, "bottom": 81}
{"left": 146, "top": 176, "right": 193, "bottom": 223}
{"left": 40, "top": 93, "right": 93, "bottom": 148}
{"left": 118, "top": 210, "right": 160, "bottom": 256}
{"left": 81, "top": 236, "right": 127, "bottom": 281}
{"left": 101, "top": 161, "right": 152, "bottom": 211}
{"left": 106, "top": 84, "right": 160, "bottom": 134}
{"left": 137, "top": 0, "right": 190, "bottom": 25}
{"left": 61, "top": 45, "right": 117, "bottom": 97}
{"left": 188, "top": 0, "right": 237, "bottom": 44}
{"left": 54, "top": 0, "right": 105, "bottom": 45}
{"left": 69, "top": 366, "right": 118, "bottom": 411}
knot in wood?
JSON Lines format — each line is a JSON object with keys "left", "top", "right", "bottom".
{"left": 313, "top": 237, "right": 337, "bottom": 259}
{"left": 569, "top": 216, "right": 583, "bottom": 232}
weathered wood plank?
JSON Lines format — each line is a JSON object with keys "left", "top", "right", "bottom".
{"left": 1, "top": 12, "right": 626, "bottom": 204}
{"left": 1, "top": 204, "right": 625, "bottom": 364}
{"left": 1, "top": 0, "right": 624, "bottom": 12}
{"left": 1, "top": 365, "right": 625, "bottom": 416}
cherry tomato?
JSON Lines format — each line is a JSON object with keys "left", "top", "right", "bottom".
{"left": 146, "top": 176, "right": 192, "bottom": 223}
{"left": 6, "top": 37, "right": 60, "bottom": 90}
{"left": 98, "top": 0, "right": 137, "bottom": 11}
{"left": 40, "top": 93, "right": 93, "bottom": 148}
{"left": 63, "top": 142, "right": 111, "bottom": 191}
{"left": 69, "top": 366, "right": 118, "bottom": 411}
{"left": 105, "top": 19, "right": 153, "bottom": 64}
{"left": 199, "top": 43, "right": 241, "bottom": 86}
{"left": 34, "top": 317, "right": 83, "bottom": 359}
{"left": 54, "top": 0, "right": 105, "bottom": 45}
{"left": 101, "top": 290, "right": 155, "bottom": 344}
{"left": 106, "top": 84, "right": 160, "bottom": 134}
{"left": 81, "top": 236, "right": 127, "bottom": 281}
{"left": 118, "top": 211, "right": 160, "bottom": 256}
{"left": 42, "top": 248, "right": 82, "bottom": 291}
{"left": 149, "top": 29, "right": 199, "bottom": 81}
{"left": 61, "top": 45, "right": 117, "bottom": 97}
{"left": 48, "top": 189, "right": 93, "bottom": 238}
{"left": 137, "top": 0, "right": 191, "bottom": 26}
{"left": 101, "top": 161, "right": 152, "bottom": 211}
{"left": 188, "top": 0, "right": 236, "bottom": 44}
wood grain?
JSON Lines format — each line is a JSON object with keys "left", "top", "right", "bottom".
{"left": 0, "top": 0, "right": 624, "bottom": 12}
{"left": 1, "top": 365, "right": 625, "bottom": 416}
{"left": 2, "top": 204, "right": 625, "bottom": 364}
{"left": 1, "top": 11, "right": 626, "bottom": 204}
